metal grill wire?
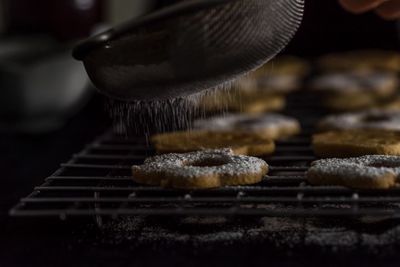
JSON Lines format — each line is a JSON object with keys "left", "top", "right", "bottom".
{"left": 83, "top": 0, "right": 304, "bottom": 100}
{"left": 9, "top": 93, "right": 400, "bottom": 218}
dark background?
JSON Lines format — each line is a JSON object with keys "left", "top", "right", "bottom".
{"left": 0, "top": 0, "right": 399, "bottom": 266}
{"left": 285, "top": 0, "right": 399, "bottom": 55}
{"left": 3, "top": 0, "right": 399, "bottom": 52}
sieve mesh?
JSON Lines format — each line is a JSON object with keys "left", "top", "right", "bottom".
{"left": 75, "top": 0, "right": 304, "bottom": 100}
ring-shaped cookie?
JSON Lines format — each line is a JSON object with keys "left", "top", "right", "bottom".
{"left": 317, "top": 50, "right": 400, "bottom": 72}
{"left": 312, "top": 130, "right": 400, "bottom": 158}
{"left": 199, "top": 89, "right": 286, "bottom": 114}
{"left": 151, "top": 131, "right": 275, "bottom": 156}
{"left": 310, "top": 72, "right": 397, "bottom": 97}
{"left": 132, "top": 149, "right": 269, "bottom": 189}
{"left": 194, "top": 113, "right": 300, "bottom": 139}
{"left": 307, "top": 155, "right": 400, "bottom": 189}
{"left": 239, "top": 75, "right": 301, "bottom": 95}
{"left": 318, "top": 109, "right": 400, "bottom": 132}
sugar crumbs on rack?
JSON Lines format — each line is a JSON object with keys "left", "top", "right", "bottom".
{"left": 95, "top": 207, "right": 400, "bottom": 253}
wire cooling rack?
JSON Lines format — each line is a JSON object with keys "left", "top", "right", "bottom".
{"left": 9, "top": 94, "right": 400, "bottom": 219}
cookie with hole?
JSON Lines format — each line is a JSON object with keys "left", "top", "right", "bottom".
{"left": 132, "top": 149, "right": 268, "bottom": 189}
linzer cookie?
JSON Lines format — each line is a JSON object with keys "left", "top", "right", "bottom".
{"left": 238, "top": 56, "right": 309, "bottom": 95}
{"left": 236, "top": 94, "right": 286, "bottom": 114}
{"left": 132, "top": 149, "right": 268, "bottom": 189}
{"left": 199, "top": 89, "right": 285, "bottom": 114}
{"left": 239, "top": 75, "right": 301, "bottom": 95}
{"left": 378, "top": 95, "right": 400, "bottom": 111}
{"left": 318, "top": 50, "right": 400, "bottom": 72}
{"left": 310, "top": 72, "right": 398, "bottom": 97}
{"left": 312, "top": 130, "right": 400, "bottom": 158}
{"left": 307, "top": 155, "right": 400, "bottom": 189}
{"left": 225, "top": 91, "right": 286, "bottom": 114}
{"left": 323, "top": 93, "right": 382, "bottom": 111}
{"left": 260, "top": 55, "right": 310, "bottom": 76}
{"left": 310, "top": 72, "right": 398, "bottom": 111}
{"left": 313, "top": 72, "right": 398, "bottom": 96}
{"left": 318, "top": 109, "right": 400, "bottom": 132}
{"left": 151, "top": 131, "right": 275, "bottom": 156}
{"left": 194, "top": 113, "right": 300, "bottom": 140}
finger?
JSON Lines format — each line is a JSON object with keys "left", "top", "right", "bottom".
{"left": 376, "top": 0, "right": 400, "bottom": 20}
{"left": 339, "top": 0, "right": 388, "bottom": 14}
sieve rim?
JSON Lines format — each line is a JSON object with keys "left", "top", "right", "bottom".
{"left": 72, "top": 0, "right": 237, "bottom": 60}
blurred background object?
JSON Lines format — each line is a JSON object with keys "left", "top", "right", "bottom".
{"left": 0, "top": 0, "right": 102, "bottom": 133}
{"left": 4, "top": 0, "right": 103, "bottom": 40}
{"left": 106, "top": 0, "right": 155, "bottom": 25}
{"left": 0, "top": 36, "right": 92, "bottom": 133}
{"left": 0, "top": 0, "right": 159, "bottom": 133}
{"left": 285, "top": 0, "right": 399, "bottom": 55}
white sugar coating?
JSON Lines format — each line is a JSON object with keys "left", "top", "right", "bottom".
{"left": 319, "top": 109, "right": 400, "bottom": 131}
{"left": 309, "top": 155, "right": 400, "bottom": 181}
{"left": 135, "top": 149, "right": 268, "bottom": 178}
{"left": 97, "top": 214, "right": 400, "bottom": 250}
{"left": 193, "top": 113, "right": 299, "bottom": 133}
{"left": 310, "top": 72, "right": 397, "bottom": 93}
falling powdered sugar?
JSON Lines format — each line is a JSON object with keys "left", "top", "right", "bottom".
{"left": 105, "top": 82, "right": 239, "bottom": 137}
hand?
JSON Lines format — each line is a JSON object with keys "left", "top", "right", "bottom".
{"left": 339, "top": 0, "right": 400, "bottom": 20}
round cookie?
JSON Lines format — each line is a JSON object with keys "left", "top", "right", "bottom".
{"left": 312, "top": 130, "right": 400, "bottom": 158}
{"left": 194, "top": 113, "right": 301, "bottom": 140}
{"left": 256, "top": 55, "right": 310, "bottom": 77}
{"left": 238, "top": 75, "right": 301, "bottom": 95}
{"left": 235, "top": 93, "right": 286, "bottom": 114}
{"left": 310, "top": 72, "right": 398, "bottom": 111}
{"left": 238, "top": 56, "right": 309, "bottom": 95}
{"left": 151, "top": 131, "right": 275, "bottom": 156}
{"left": 317, "top": 50, "right": 400, "bottom": 72}
{"left": 310, "top": 72, "right": 398, "bottom": 98}
{"left": 322, "top": 93, "right": 383, "bottom": 111}
{"left": 318, "top": 109, "right": 400, "bottom": 132}
{"left": 199, "top": 90, "right": 285, "bottom": 114}
{"left": 378, "top": 95, "right": 400, "bottom": 111}
{"left": 307, "top": 155, "right": 400, "bottom": 189}
{"left": 132, "top": 149, "right": 269, "bottom": 189}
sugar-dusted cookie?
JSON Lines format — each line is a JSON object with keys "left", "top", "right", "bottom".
{"left": 151, "top": 131, "right": 275, "bottom": 156}
{"left": 310, "top": 72, "right": 398, "bottom": 98}
{"left": 257, "top": 55, "right": 310, "bottom": 77}
{"left": 238, "top": 56, "right": 309, "bottom": 95}
{"left": 312, "top": 130, "right": 400, "bottom": 158}
{"left": 310, "top": 72, "right": 398, "bottom": 111}
{"left": 378, "top": 95, "right": 400, "bottom": 111}
{"left": 307, "top": 155, "right": 400, "bottom": 189}
{"left": 132, "top": 149, "right": 269, "bottom": 189}
{"left": 194, "top": 113, "right": 300, "bottom": 140}
{"left": 318, "top": 50, "right": 400, "bottom": 72}
{"left": 322, "top": 93, "right": 381, "bottom": 111}
{"left": 318, "top": 109, "right": 400, "bottom": 132}
{"left": 199, "top": 90, "right": 285, "bottom": 114}
{"left": 235, "top": 93, "right": 286, "bottom": 114}
{"left": 238, "top": 75, "right": 301, "bottom": 95}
